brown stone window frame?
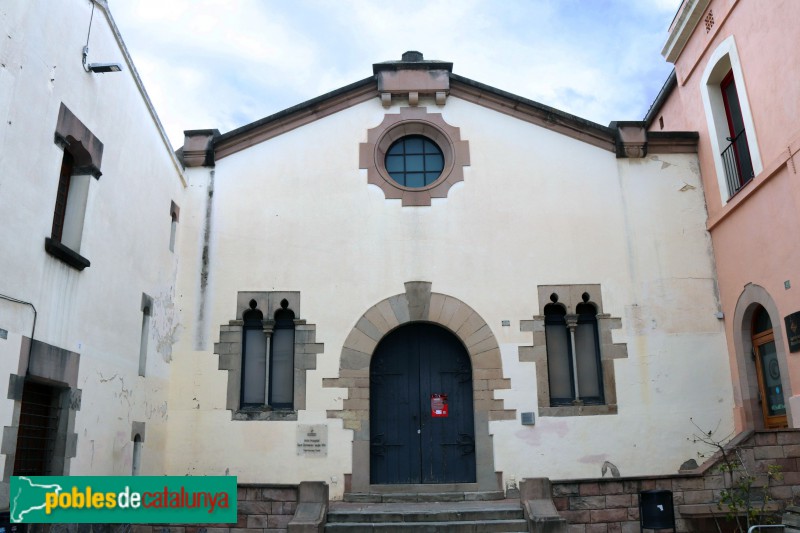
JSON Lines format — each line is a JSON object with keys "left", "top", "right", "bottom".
{"left": 359, "top": 107, "right": 470, "bottom": 206}
{"left": 214, "top": 291, "right": 324, "bottom": 421}
{"left": 45, "top": 103, "right": 104, "bottom": 271}
{"left": 519, "top": 285, "right": 628, "bottom": 417}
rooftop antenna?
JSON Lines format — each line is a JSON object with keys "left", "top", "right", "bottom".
{"left": 82, "top": 1, "right": 122, "bottom": 73}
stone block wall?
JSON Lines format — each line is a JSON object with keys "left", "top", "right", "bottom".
{"left": 551, "top": 430, "right": 800, "bottom": 533}
{"left": 131, "top": 484, "right": 299, "bottom": 533}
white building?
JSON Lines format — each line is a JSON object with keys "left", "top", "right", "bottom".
{"left": 170, "top": 53, "right": 732, "bottom": 498}
{"left": 0, "top": 0, "right": 735, "bottom": 509}
{"left": 0, "top": 0, "right": 184, "bottom": 504}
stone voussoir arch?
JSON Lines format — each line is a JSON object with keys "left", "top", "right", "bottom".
{"left": 324, "top": 281, "right": 515, "bottom": 491}
{"left": 732, "top": 283, "right": 794, "bottom": 429}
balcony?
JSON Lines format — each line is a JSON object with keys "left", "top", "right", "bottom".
{"left": 721, "top": 128, "right": 754, "bottom": 198}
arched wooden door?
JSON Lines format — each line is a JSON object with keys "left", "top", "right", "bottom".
{"left": 370, "top": 323, "right": 476, "bottom": 484}
{"left": 751, "top": 306, "right": 787, "bottom": 428}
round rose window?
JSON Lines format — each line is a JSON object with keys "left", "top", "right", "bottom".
{"left": 384, "top": 135, "right": 444, "bottom": 188}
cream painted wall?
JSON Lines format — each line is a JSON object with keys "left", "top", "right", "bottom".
{"left": 0, "top": 0, "right": 184, "bottom": 502}
{"left": 167, "top": 95, "right": 733, "bottom": 496}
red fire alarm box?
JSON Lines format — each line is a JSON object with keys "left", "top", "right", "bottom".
{"left": 431, "top": 394, "right": 449, "bottom": 418}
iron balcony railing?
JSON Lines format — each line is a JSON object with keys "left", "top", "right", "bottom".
{"left": 722, "top": 128, "right": 754, "bottom": 198}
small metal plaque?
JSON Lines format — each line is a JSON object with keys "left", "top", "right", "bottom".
{"left": 521, "top": 412, "right": 536, "bottom": 425}
{"left": 296, "top": 424, "right": 328, "bottom": 457}
{"left": 501, "top": 320, "right": 511, "bottom": 327}
{"left": 0, "top": 329, "right": 7, "bottom": 340}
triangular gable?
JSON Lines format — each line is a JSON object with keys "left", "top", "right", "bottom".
{"left": 182, "top": 53, "right": 696, "bottom": 166}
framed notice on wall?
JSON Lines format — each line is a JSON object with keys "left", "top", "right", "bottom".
{"left": 785, "top": 311, "right": 800, "bottom": 353}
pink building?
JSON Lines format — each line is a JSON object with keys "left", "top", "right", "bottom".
{"left": 650, "top": 0, "right": 800, "bottom": 431}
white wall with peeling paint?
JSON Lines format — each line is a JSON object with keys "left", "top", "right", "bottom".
{"left": 166, "top": 94, "right": 733, "bottom": 497}
{"left": 0, "top": 0, "right": 184, "bottom": 505}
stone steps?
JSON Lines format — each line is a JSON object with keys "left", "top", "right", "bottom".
{"left": 326, "top": 498, "right": 527, "bottom": 533}
{"left": 325, "top": 519, "right": 528, "bottom": 532}
{"left": 343, "top": 491, "right": 506, "bottom": 503}
{"left": 785, "top": 505, "right": 800, "bottom": 532}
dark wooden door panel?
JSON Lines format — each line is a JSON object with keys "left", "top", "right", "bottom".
{"left": 371, "top": 323, "right": 475, "bottom": 484}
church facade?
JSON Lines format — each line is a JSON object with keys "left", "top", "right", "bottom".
{"left": 170, "top": 53, "right": 732, "bottom": 497}
{"left": 1, "top": 0, "right": 798, "bottom": 520}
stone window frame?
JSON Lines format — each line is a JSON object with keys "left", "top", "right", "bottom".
{"left": 215, "top": 291, "right": 324, "bottom": 421}
{"left": 520, "top": 285, "right": 627, "bottom": 417}
{"left": 699, "top": 35, "right": 762, "bottom": 204}
{"left": 324, "top": 282, "right": 515, "bottom": 493}
{"left": 2, "top": 338, "right": 81, "bottom": 483}
{"left": 359, "top": 106, "right": 470, "bottom": 206}
{"left": 45, "top": 103, "right": 104, "bottom": 271}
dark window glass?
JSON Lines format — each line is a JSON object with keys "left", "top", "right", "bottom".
{"left": 575, "top": 302, "right": 603, "bottom": 405}
{"left": 544, "top": 304, "right": 574, "bottom": 405}
{"left": 425, "top": 154, "right": 443, "bottom": 169}
{"left": 241, "top": 307, "right": 266, "bottom": 406}
{"left": 52, "top": 151, "right": 74, "bottom": 242}
{"left": 720, "top": 70, "right": 754, "bottom": 190}
{"left": 385, "top": 135, "right": 444, "bottom": 187}
{"left": 386, "top": 155, "right": 404, "bottom": 173}
{"left": 752, "top": 306, "right": 772, "bottom": 335}
{"left": 406, "top": 155, "right": 424, "bottom": 172}
{"left": 545, "top": 300, "right": 604, "bottom": 407}
{"left": 269, "top": 305, "right": 295, "bottom": 409}
{"left": 757, "top": 340, "right": 785, "bottom": 417}
{"left": 405, "top": 137, "right": 423, "bottom": 153}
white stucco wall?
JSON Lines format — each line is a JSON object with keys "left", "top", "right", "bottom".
{"left": 167, "top": 94, "right": 733, "bottom": 496}
{"left": 0, "top": 0, "right": 184, "bottom": 502}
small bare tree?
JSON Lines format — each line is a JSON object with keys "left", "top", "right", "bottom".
{"left": 688, "top": 419, "right": 783, "bottom": 533}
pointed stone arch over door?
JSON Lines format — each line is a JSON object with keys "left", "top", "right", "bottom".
{"left": 325, "top": 282, "right": 515, "bottom": 492}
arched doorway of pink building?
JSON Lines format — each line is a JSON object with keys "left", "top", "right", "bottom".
{"left": 750, "top": 306, "right": 787, "bottom": 428}
{"left": 733, "top": 284, "right": 792, "bottom": 429}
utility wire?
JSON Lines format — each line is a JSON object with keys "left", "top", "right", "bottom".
{"left": 0, "top": 293, "right": 37, "bottom": 373}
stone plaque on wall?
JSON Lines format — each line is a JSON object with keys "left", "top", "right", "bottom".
{"left": 296, "top": 424, "right": 328, "bottom": 456}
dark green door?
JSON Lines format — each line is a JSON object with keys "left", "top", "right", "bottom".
{"left": 370, "top": 323, "right": 475, "bottom": 484}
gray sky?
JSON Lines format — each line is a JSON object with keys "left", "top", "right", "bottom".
{"left": 109, "top": 1, "right": 682, "bottom": 149}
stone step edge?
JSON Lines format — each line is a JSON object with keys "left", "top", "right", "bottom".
{"left": 342, "top": 491, "right": 506, "bottom": 503}
{"left": 327, "top": 509, "right": 524, "bottom": 523}
{"left": 325, "top": 519, "right": 528, "bottom": 529}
